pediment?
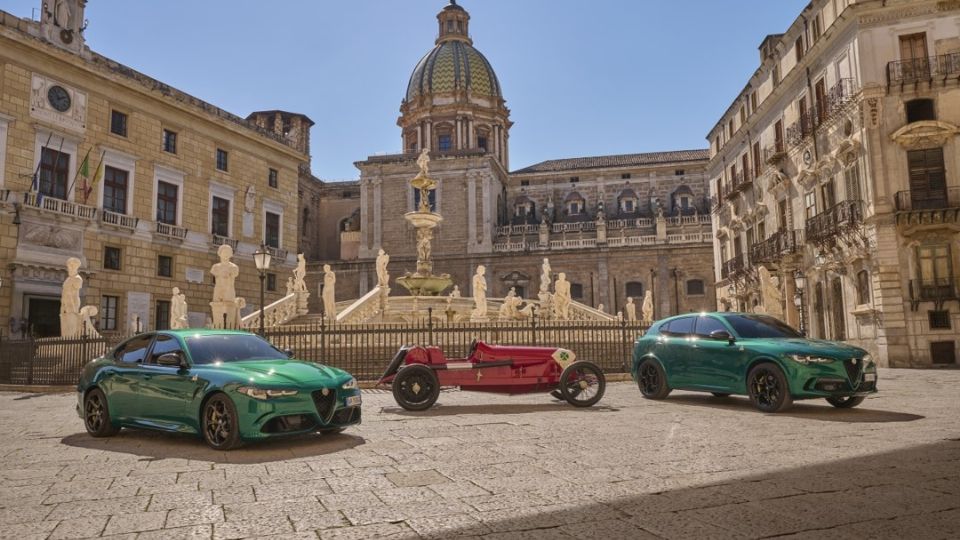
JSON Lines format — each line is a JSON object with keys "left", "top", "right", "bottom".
{"left": 891, "top": 121, "right": 960, "bottom": 150}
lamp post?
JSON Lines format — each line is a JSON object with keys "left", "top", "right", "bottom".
{"left": 793, "top": 270, "right": 807, "bottom": 335}
{"left": 253, "top": 244, "right": 272, "bottom": 337}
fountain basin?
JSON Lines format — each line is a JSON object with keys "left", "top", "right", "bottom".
{"left": 396, "top": 273, "right": 453, "bottom": 297}
{"left": 404, "top": 211, "right": 443, "bottom": 229}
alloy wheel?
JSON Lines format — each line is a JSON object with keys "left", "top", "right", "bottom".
{"left": 205, "top": 400, "right": 232, "bottom": 447}
{"left": 751, "top": 369, "right": 781, "bottom": 408}
{"left": 85, "top": 393, "right": 104, "bottom": 432}
{"left": 639, "top": 363, "right": 660, "bottom": 395}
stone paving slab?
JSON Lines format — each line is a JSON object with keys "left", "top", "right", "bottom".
{"left": 0, "top": 368, "right": 959, "bottom": 539}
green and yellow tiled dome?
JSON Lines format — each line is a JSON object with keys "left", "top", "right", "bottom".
{"left": 406, "top": 40, "right": 502, "bottom": 101}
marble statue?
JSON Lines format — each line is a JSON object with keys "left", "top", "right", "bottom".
{"left": 286, "top": 277, "right": 296, "bottom": 296}
{"left": 322, "top": 264, "right": 337, "bottom": 320}
{"left": 641, "top": 290, "right": 654, "bottom": 322}
{"left": 539, "top": 258, "right": 552, "bottom": 294}
{"left": 294, "top": 254, "right": 308, "bottom": 293}
{"left": 499, "top": 287, "right": 521, "bottom": 320}
{"left": 471, "top": 265, "right": 488, "bottom": 319}
{"left": 210, "top": 244, "right": 244, "bottom": 328}
{"left": 54, "top": 0, "right": 71, "bottom": 28}
{"left": 758, "top": 266, "right": 784, "bottom": 318}
{"left": 447, "top": 285, "right": 461, "bottom": 306}
{"left": 625, "top": 296, "right": 637, "bottom": 322}
{"left": 416, "top": 148, "right": 431, "bottom": 177}
{"left": 553, "top": 272, "right": 571, "bottom": 321}
{"left": 79, "top": 306, "right": 100, "bottom": 338}
{"left": 416, "top": 229, "right": 432, "bottom": 263}
{"left": 170, "top": 287, "right": 188, "bottom": 330}
{"left": 211, "top": 245, "right": 239, "bottom": 302}
{"left": 376, "top": 249, "right": 390, "bottom": 288}
{"left": 597, "top": 303, "right": 605, "bottom": 314}
{"left": 60, "top": 257, "right": 83, "bottom": 338}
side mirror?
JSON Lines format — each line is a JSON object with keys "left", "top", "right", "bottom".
{"left": 157, "top": 352, "right": 186, "bottom": 368}
{"left": 283, "top": 348, "right": 295, "bottom": 358}
{"left": 710, "top": 329, "right": 735, "bottom": 345}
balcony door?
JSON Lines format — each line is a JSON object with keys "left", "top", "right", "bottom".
{"left": 815, "top": 78, "right": 827, "bottom": 123}
{"left": 918, "top": 244, "right": 953, "bottom": 300}
{"left": 908, "top": 148, "right": 947, "bottom": 210}
{"left": 830, "top": 277, "right": 846, "bottom": 341}
{"left": 900, "top": 33, "right": 929, "bottom": 81}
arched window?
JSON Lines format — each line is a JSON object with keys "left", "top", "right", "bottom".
{"left": 686, "top": 279, "right": 705, "bottom": 296}
{"left": 513, "top": 196, "right": 535, "bottom": 221}
{"left": 564, "top": 192, "right": 585, "bottom": 216}
{"left": 671, "top": 185, "right": 695, "bottom": 215}
{"left": 625, "top": 281, "right": 644, "bottom": 299}
{"left": 618, "top": 189, "right": 638, "bottom": 215}
{"left": 856, "top": 270, "right": 871, "bottom": 305}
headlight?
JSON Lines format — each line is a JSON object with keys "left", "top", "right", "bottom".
{"left": 341, "top": 378, "right": 358, "bottom": 390}
{"left": 236, "top": 386, "right": 298, "bottom": 400}
{"left": 862, "top": 354, "right": 874, "bottom": 367}
{"left": 787, "top": 354, "right": 835, "bottom": 365}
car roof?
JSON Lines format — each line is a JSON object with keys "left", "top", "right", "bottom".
{"left": 155, "top": 329, "right": 253, "bottom": 337}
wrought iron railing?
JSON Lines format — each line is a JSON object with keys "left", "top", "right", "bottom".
{"left": 909, "top": 278, "right": 960, "bottom": 305}
{"left": 785, "top": 111, "right": 817, "bottom": 148}
{"left": 887, "top": 52, "right": 960, "bottom": 86}
{"left": 805, "top": 200, "right": 863, "bottom": 244}
{"left": 750, "top": 229, "right": 803, "bottom": 265}
{"left": 721, "top": 253, "right": 747, "bottom": 280}
{"left": 763, "top": 143, "right": 787, "bottom": 165}
{"left": 822, "top": 78, "right": 859, "bottom": 118}
{"left": 894, "top": 187, "right": 960, "bottom": 212}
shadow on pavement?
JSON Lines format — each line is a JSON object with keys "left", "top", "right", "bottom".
{"left": 665, "top": 394, "right": 924, "bottom": 423}
{"left": 381, "top": 403, "right": 620, "bottom": 417}
{"left": 60, "top": 429, "right": 364, "bottom": 464}
{"left": 435, "top": 440, "right": 960, "bottom": 538}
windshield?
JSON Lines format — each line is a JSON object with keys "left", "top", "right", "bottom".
{"left": 185, "top": 334, "right": 285, "bottom": 364}
{"left": 722, "top": 314, "right": 804, "bottom": 339}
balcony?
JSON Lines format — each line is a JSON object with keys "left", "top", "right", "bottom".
{"left": 895, "top": 187, "right": 960, "bottom": 227}
{"left": 265, "top": 245, "right": 288, "bottom": 261}
{"left": 212, "top": 234, "right": 239, "bottom": 250}
{"left": 785, "top": 112, "right": 816, "bottom": 148}
{"left": 720, "top": 254, "right": 747, "bottom": 280}
{"left": 763, "top": 143, "right": 787, "bottom": 166}
{"left": 822, "top": 79, "right": 859, "bottom": 119}
{"left": 724, "top": 171, "right": 753, "bottom": 201}
{"left": 22, "top": 192, "right": 97, "bottom": 220}
{"left": 908, "top": 278, "right": 960, "bottom": 311}
{"left": 750, "top": 229, "right": 803, "bottom": 265}
{"left": 100, "top": 210, "right": 139, "bottom": 231}
{"left": 887, "top": 52, "right": 960, "bottom": 88}
{"left": 155, "top": 222, "right": 188, "bottom": 240}
{"left": 805, "top": 200, "right": 863, "bottom": 244}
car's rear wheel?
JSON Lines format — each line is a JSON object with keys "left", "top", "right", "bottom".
{"left": 711, "top": 392, "right": 732, "bottom": 398}
{"left": 637, "top": 359, "right": 671, "bottom": 400}
{"left": 826, "top": 395, "right": 865, "bottom": 409}
{"left": 392, "top": 365, "right": 440, "bottom": 411}
{"left": 559, "top": 362, "right": 605, "bottom": 407}
{"left": 202, "top": 393, "right": 242, "bottom": 450}
{"left": 83, "top": 388, "right": 120, "bottom": 437}
{"left": 747, "top": 364, "right": 793, "bottom": 413}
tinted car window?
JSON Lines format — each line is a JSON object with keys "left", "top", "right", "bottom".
{"left": 148, "top": 335, "right": 182, "bottom": 365}
{"left": 185, "top": 334, "right": 284, "bottom": 364}
{"left": 723, "top": 314, "right": 803, "bottom": 338}
{"left": 664, "top": 316, "right": 695, "bottom": 336}
{"left": 116, "top": 335, "right": 153, "bottom": 364}
{"left": 694, "top": 316, "right": 728, "bottom": 338}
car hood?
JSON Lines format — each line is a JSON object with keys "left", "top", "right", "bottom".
{"left": 198, "top": 359, "right": 349, "bottom": 387}
{"left": 765, "top": 338, "right": 868, "bottom": 359}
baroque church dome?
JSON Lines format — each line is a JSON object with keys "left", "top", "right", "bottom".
{"left": 405, "top": 40, "right": 502, "bottom": 101}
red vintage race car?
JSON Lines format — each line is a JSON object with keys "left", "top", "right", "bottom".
{"left": 378, "top": 340, "right": 606, "bottom": 410}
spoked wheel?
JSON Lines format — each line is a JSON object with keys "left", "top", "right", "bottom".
{"left": 559, "top": 361, "right": 605, "bottom": 407}
{"left": 83, "top": 388, "right": 120, "bottom": 437}
{"left": 826, "top": 395, "right": 865, "bottom": 409}
{"left": 637, "top": 359, "right": 671, "bottom": 400}
{"left": 202, "top": 394, "right": 242, "bottom": 450}
{"left": 392, "top": 365, "right": 440, "bottom": 411}
{"left": 747, "top": 364, "right": 793, "bottom": 413}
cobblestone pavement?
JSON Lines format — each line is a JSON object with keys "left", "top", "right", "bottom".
{"left": 0, "top": 368, "right": 958, "bottom": 539}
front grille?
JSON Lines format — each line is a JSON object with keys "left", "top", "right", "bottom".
{"left": 261, "top": 414, "right": 316, "bottom": 434}
{"left": 312, "top": 389, "right": 337, "bottom": 422}
{"left": 332, "top": 407, "right": 361, "bottom": 425}
{"left": 843, "top": 358, "right": 863, "bottom": 384}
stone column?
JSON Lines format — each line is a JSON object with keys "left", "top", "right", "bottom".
{"left": 416, "top": 124, "right": 423, "bottom": 150}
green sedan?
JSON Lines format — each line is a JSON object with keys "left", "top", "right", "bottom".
{"left": 76, "top": 329, "right": 361, "bottom": 449}
{"left": 631, "top": 312, "right": 877, "bottom": 412}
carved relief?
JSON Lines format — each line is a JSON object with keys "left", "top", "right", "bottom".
{"left": 30, "top": 74, "right": 87, "bottom": 131}
{"left": 890, "top": 121, "right": 960, "bottom": 150}
{"left": 21, "top": 223, "right": 83, "bottom": 251}
{"left": 863, "top": 98, "right": 881, "bottom": 129}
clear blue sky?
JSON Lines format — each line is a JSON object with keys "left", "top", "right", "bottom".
{"left": 6, "top": 0, "right": 808, "bottom": 179}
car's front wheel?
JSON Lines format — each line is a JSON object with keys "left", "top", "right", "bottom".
{"left": 392, "top": 365, "right": 440, "bottom": 411}
{"left": 747, "top": 364, "right": 793, "bottom": 413}
{"left": 83, "top": 388, "right": 120, "bottom": 437}
{"left": 202, "top": 393, "right": 242, "bottom": 450}
{"left": 637, "top": 359, "right": 671, "bottom": 400}
{"left": 826, "top": 395, "right": 865, "bottom": 409}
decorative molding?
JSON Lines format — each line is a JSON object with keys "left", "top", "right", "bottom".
{"left": 21, "top": 223, "right": 83, "bottom": 251}
{"left": 29, "top": 74, "right": 87, "bottom": 132}
{"left": 890, "top": 121, "right": 960, "bottom": 150}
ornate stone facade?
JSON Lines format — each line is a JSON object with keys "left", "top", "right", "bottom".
{"left": 708, "top": 0, "right": 960, "bottom": 367}
{"left": 0, "top": 2, "right": 307, "bottom": 336}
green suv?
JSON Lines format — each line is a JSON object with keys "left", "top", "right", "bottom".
{"left": 631, "top": 312, "right": 877, "bottom": 412}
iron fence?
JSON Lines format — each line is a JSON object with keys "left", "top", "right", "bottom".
{"left": 0, "top": 318, "right": 649, "bottom": 386}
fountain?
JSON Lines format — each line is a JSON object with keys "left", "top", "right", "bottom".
{"left": 395, "top": 150, "right": 453, "bottom": 297}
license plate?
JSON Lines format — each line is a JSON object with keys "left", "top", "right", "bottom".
{"left": 345, "top": 395, "right": 362, "bottom": 407}
{"left": 864, "top": 373, "right": 876, "bottom": 382}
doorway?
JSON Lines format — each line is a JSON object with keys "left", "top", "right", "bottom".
{"left": 27, "top": 297, "right": 61, "bottom": 338}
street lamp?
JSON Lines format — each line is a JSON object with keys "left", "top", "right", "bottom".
{"left": 793, "top": 270, "right": 807, "bottom": 335}
{"left": 253, "top": 244, "right": 272, "bottom": 336}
